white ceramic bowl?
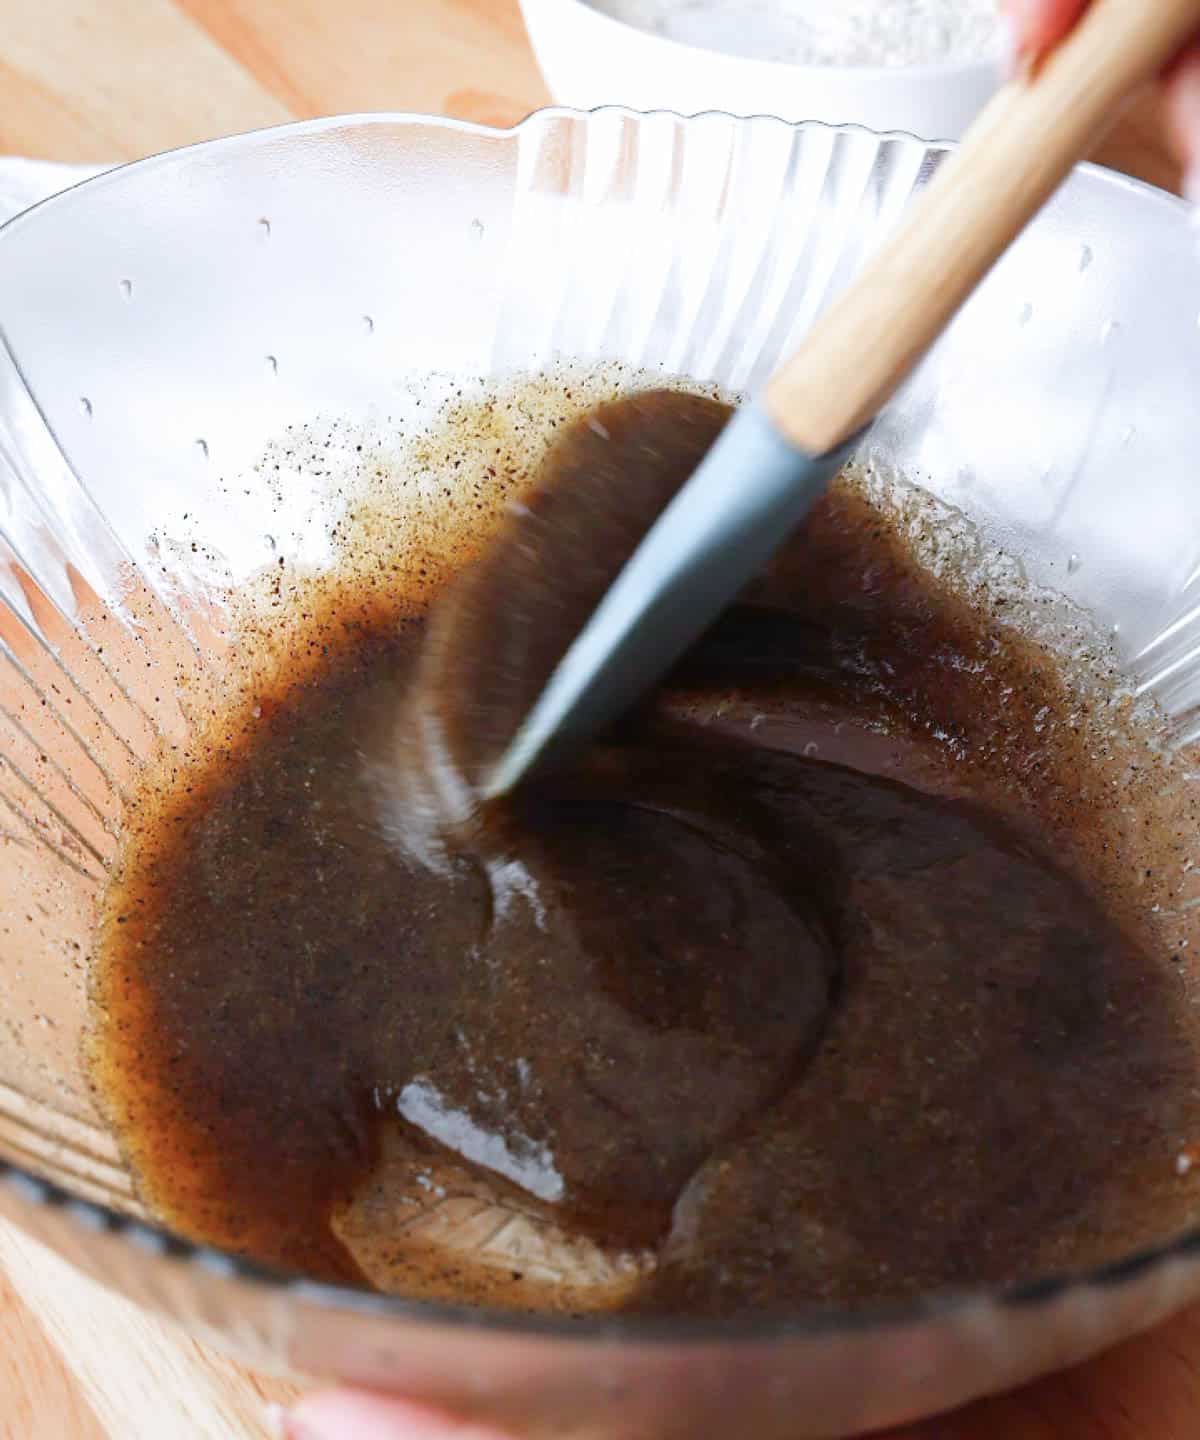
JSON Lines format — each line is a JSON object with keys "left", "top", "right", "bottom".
{"left": 519, "top": 0, "right": 1002, "bottom": 140}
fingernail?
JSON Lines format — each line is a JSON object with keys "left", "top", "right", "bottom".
{"left": 997, "top": 7, "right": 1038, "bottom": 83}
{"left": 263, "top": 1402, "right": 289, "bottom": 1439}
{"left": 265, "top": 1403, "right": 318, "bottom": 1440}
{"left": 1184, "top": 167, "right": 1200, "bottom": 248}
{"left": 283, "top": 1392, "right": 513, "bottom": 1440}
{"left": 998, "top": 11, "right": 1022, "bottom": 79}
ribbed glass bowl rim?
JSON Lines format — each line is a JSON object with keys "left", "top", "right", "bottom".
{"left": 0, "top": 107, "right": 1194, "bottom": 1344}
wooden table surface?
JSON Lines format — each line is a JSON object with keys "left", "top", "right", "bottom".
{"left": 0, "top": 3, "right": 1192, "bottom": 1437}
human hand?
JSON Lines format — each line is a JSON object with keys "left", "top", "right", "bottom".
{"left": 1000, "top": 0, "right": 1200, "bottom": 198}
{"left": 269, "top": 1392, "right": 514, "bottom": 1440}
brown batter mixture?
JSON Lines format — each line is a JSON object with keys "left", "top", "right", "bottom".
{"left": 89, "top": 390, "right": 1200, "bottom": 1316}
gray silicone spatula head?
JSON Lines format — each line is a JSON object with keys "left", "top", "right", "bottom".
{"left": 480, "top": 0, "right": 1200, "bottom": 799}
{"left": 415, "top": 390, "right": 738, "bottom": 806}
{"left": 484, "top": 404, "right": 851, "bottom": 797}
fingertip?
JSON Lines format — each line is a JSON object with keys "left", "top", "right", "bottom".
{"left": 997, "top": 10, "right": 1023, "bottom": 81}
{"left": 1165, "top": 45, "right": 1200, "bottom": 196}
{"left": 283, "top": 1390, "right": 514, "bottom": 1440}
{"left": 1000, "top": 0, "right": 1089, "bottom": 62}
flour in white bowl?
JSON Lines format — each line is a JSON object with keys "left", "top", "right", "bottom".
{"left": 587, "top": 0, "right": 1003, "bottom": 68}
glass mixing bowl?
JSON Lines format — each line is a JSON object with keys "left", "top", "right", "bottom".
{"left": 1, "top": 110, "right": 1200, "bottom": 1439}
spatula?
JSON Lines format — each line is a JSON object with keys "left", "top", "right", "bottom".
{"left": 485, "top": 0, "right": 1200, "bottom": 799}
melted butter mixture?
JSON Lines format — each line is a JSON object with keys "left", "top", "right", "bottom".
{"left": 90, "top": 388, "right": 1200, "bottom": 1316}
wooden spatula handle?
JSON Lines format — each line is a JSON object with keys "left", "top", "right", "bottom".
{"left": 764, "top": 0, "right": 1200, "bottom": 456}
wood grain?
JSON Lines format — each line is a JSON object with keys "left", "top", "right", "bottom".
{"left": 0, "top": 0, "right": 547, "bottom": 162}
{"left": 0, "top": 2, "right": 1191, "bottom": 1437}
{"left": 0, "top": 1252, "right": 105, "bottom": 1440}
{"left": 0, "top": 1221, "right": 298, "bottom": 1439}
